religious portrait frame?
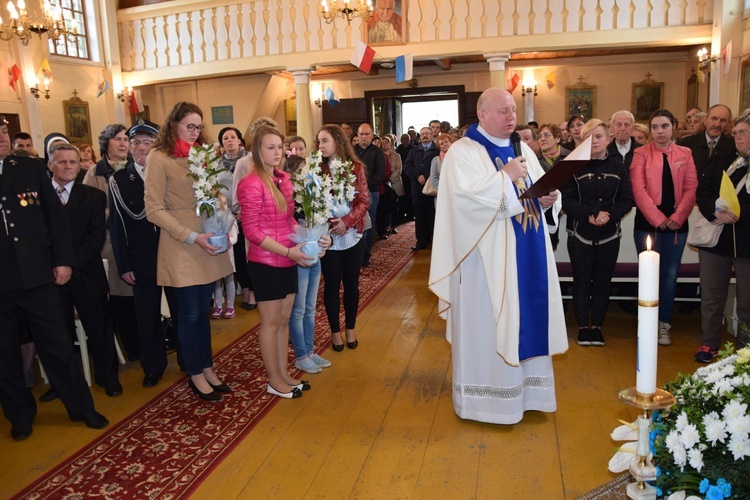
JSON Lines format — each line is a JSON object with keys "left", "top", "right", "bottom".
{"left": 632, "top": 80, "right": 664, "bottom": 122}
{"left": 362, "top": 0, "right": 406, "bottom": 46}
{"left": 131, "top": 105, "right": 150, "bottom": 123}
{"left": 565, "top": 84, "right": 596, "bottom": 122}
{"left": 740, "top": 57, "right": 750, "bottom": 114}
{"left": 62, "top": 95, "right": 92, "bottom": 146}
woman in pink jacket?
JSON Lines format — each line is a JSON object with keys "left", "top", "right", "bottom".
{"left": 630, "top": 109, "right": 698, "bottom": 346}
{"left": 236, "top": 126, "right": 314, "bottom": 399}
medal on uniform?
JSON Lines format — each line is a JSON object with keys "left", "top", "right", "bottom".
{"left": 29, "top": 191, "right": 37, "bottom": 205}
{"left": 19, "top": 193, "right": 27, "bottom": 207}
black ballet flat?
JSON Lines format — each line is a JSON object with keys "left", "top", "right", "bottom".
{"left": 188, "top": 379, "right": 222, "bottom": 401}
{"left": 291, "top": 380, "right": 311, "bottom": 391}
{"left": 209, "top": 382, "right": 232, "bottom": 393}
{"left": 346, "top": 339, "right": 358, "bottom": 350}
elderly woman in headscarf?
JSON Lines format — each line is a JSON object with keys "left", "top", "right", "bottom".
{"left": 83, "top": 124, "right": 140, "bottom": 362}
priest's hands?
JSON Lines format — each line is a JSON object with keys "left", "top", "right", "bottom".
{"left": 538, "top": 191, "right": 558, "bottom": 209}
{"left": 502, "top": 156, "right": 527, "bottom": 182}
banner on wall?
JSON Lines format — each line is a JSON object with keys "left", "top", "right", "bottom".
{"left": 8, "top": 60, "right": 21, "bottom": 91}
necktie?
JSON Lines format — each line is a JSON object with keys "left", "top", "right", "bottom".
{"left": 709, "top": 139, "right": 717, "bottom": 157}
{"left": 57, "top": 185, "right": 67, "bottom": 205}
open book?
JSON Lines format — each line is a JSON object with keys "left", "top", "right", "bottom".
{"left": 520, "top": 136, "right": 592, "bottom": 199}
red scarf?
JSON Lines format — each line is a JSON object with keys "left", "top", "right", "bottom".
{"left": 172, "top": 138, "right": 195, "bottom": 158}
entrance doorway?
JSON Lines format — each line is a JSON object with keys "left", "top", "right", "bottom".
{"left": 364, "top": 85, "right": 466, "bottom": 137}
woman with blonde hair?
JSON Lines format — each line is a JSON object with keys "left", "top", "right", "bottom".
{"left": 237, "top": 126, "right": 315, "bottom": 398}
{"left": 561, "top": 119, "right": 634, "bottom": 347}
{"left": 145, "top": 101, "right": 233, "bottom": 401}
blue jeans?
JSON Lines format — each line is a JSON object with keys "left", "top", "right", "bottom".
{"left": 173, "top": 283, "right": 214, "bottom": 375}
{"left": 289, "top": 260, "right": 321, "bottom": 359}
{"left": 363, "top": 191, "right": 379, "bottom": 263}
{"left": 634, "top": 230, "right": 688, "bottom": 323}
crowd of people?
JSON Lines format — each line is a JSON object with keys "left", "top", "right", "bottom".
{"left": 1, "top": 89, "right": 748, "bottom": 437}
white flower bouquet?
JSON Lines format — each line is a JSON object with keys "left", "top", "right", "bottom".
{"left": 187, "top": 143, "right": 234, "bottom": 253}
{"left": 650, "top": 342, "right": 750, "bottom": 499}
{"left": 326, "top": 154, "right": 357, "bottom": 219}
{"left": 291, "top": 152, "right": 333, "bottom": 264}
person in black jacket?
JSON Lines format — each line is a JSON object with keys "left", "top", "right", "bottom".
{"left": 354, "top": 123, "right": 386, "bottom": 267}
{"left": 561, "top": 119, "right": 634, "bottom": 347}
{"left": 404, "top": 127, "right": 439, "bottom": 250}
{"left": 109, "top": 120, "right": 178, "bottom": 387}
{"left": 678, "top": 104, "right": 735, "bottom": 178}
{"left": 694, "top": 111, "right": 750, "bottom": 362}
{"left": 0, "top": 122, "right": 108, "bottom": 441}
{"left": 607, "top": 110, "right": 641, "bottom": 169}
{"left": 50, "top": 144, "right": 122, "bottom": 398}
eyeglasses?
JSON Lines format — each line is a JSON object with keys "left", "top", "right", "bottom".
{"left": 131, "top": 139, "right": 154, "bottom": 147}
{"left": 183, "top": 123, "right": 204, "bottom": 133}
{"left": 732, "top": 129, "right": 750, "bottom": 137}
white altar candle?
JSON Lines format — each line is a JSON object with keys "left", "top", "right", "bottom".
{"left": 637, "top": 236, "right": 659, "bottom": 395}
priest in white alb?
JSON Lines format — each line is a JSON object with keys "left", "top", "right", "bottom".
{"left": 429, "top": 88, "right": 569, "bottom": 425}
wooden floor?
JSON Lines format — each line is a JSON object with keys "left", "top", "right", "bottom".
{"left": 0, "top": 249, "right": 733, "bottom": 499}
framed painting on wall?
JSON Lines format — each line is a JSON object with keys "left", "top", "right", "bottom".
{"left": 131, "top": 105, "right": 150, "bottom": 123}
{"left": 740, "top": 58, "right": 750, "bottom": 114}
{"left": 565, "top": 85, "right": 596, "bottom": 121}
{"left": 632, "top": 79, "right": 664, "bottom": 122}
{"left": 686, "top": 70, "right": 699, "bottom": 112}
{"left": 362, "top": 0, "right": 406, "bottom": 46}
{"left": 62, "top": 95, "right": 92, "bottom": 146}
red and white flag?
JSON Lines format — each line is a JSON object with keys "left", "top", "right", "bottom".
{"left": 350, "top": 40, "right": 376, "bottom": 74}
{"left": 505, "top": 68, "right": 520, "bottom": 93}
{"left": 8, "top": 60, "right": 21, "bottom": 91}
{"left": 129, "top": 88, "right": 145, "bottom": 114}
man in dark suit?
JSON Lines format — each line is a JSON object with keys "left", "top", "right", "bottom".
{"left": 0, "top": 119, "right": 108, "bottom": 440}
{"left": 49, "top": 143, "right": 122, "bottom": 398}
{"left": 678, "top": 104, "right": 734, "bottom": 178}
{"left": 355, "top": 123, "right": 386, "bottom": 267}
{"left": 109, "top": 120, "right": 174, "bottom": 388}
{"left": 404, "top": 127, "right": 439, "bottom": 250}
{"left": 607, "top": 110, "right": 642, "bottom": 169}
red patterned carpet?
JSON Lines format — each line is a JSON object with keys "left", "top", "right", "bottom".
{"left": 14, "top": 223, "right": 416, "bottom": 499}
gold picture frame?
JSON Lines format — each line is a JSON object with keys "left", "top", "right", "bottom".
{"left": 632, "top": 79, "right": 664, "bottom": 122}
{"left": 565, "top": 84, "right": 596, "bottom": 121}
{"left": 62, "top": 94, "right": 92, "bottom": 146}
{"left": 363, "top": 0, "right": 406, "bottom": 46}
{"left": 740, "top": 58, "right": 750, "bottom": 114}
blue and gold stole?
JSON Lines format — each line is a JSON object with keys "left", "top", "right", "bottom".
{"left": 465, "top": 125, "right": 550, "bottom": 361}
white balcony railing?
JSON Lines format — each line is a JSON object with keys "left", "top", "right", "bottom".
{"left": 117, "top": 0, "right": 713, "bottom": 75}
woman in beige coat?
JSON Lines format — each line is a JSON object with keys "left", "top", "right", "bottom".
{"left": 145, "top": 102, "right": 233, "bottom": 401}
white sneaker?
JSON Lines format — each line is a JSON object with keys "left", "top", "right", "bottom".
{"left": 658, "top": 322, "right": 672, "bottom": 346}
{"left": 295, "top": 357, "right": 322, "bottom": 374}
{"left": 310, "top": 353, "right": 331, "bottom": 368}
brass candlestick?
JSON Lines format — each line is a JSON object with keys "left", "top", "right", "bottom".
{"left": 617, "top": 387, "right": 676, "bottom": 499}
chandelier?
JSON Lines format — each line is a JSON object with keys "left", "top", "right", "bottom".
{"left": 0, "top": 0, "right": 77, "bottom": 46}
{"left": 321, "top": 0, "right": 373, "bottom": 25}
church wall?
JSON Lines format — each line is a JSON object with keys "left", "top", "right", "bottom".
{"left": 312, "top": 52, "right": 695, "bottom": 129}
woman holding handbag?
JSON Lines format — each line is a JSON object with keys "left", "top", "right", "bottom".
{"left": 630, "top": 109, "right": 698, "bottom": 347}
{"left": 694, "top": 112, "right": 750, "bottom": 362}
